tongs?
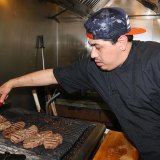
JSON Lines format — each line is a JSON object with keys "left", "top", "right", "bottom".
{"left": 45, "top": 92, "right": 60, "bottom": 115}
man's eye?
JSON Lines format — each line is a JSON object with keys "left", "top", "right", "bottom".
{"left": 96, "top": 47, "right": 101, "bottom": 50}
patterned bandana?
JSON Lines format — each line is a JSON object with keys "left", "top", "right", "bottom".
{"left": 84, "top": 7, "right": 146, "bottom": 40}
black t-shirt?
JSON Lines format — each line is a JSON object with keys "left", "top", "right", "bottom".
{"left": 54, "top": 40, "right": 160, "bottom": 160}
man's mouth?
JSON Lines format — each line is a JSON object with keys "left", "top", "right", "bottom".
{"left": 95, "top": 60, "right": 103, "bottom": 66}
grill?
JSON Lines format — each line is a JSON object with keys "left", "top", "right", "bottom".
{"left": 0, "top": 107, "right": 105, "bottom": 160}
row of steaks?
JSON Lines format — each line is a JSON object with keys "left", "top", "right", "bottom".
{"left": 0, "top": 115, "right": 63, "bottom": 149}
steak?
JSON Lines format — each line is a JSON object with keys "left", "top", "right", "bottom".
{"left": 23, "top": 130, "right": 53, "bottom": 149}
{"left": 10, "top": 125, "right": 38, "bottom": 144}
{"left": 2, "top": 121, "right": 25, "bottom": 139}
{"left": 25, "top": 125, "right": 38, "bottom": 138}
{"left": 0, "top": 115, "right": 7, "bottom": 123}
{"left": 39, "top": 130, "right": 53, "bottom": 138}
{"left": 43, "top": 133, "right": 63, "bottom": 149}
{"left": 0, "top": 121, "right": 12, "bottom": 131}
{"left": 0, "top": 114, "right": 64, "bottom": 151}
{"left": 23, "top": 133, "right": 42, "bottom": 149}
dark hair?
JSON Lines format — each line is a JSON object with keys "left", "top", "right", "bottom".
{"left": 108, "top": 35, "right": 133, "bottom": 44}
{"left": 127, "top": 35, "right": 133, "bottom": 42}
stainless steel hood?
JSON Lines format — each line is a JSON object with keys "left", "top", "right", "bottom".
{"left": 137, "top": 0, "right": 160, "bottom": 13}
{"left": 46, "top": 0, "right": 159, "bottom": 19}
{"left": 46, "top": 0, "right": 110, "bottom": 17}
{"left": 106, "top": 0, "right": 158, "bottom": 19}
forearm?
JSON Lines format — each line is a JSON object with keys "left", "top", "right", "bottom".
{"left": 0, "top": 69, "right": 58, "bottom": 103}
{"left": 9, "top": 69, "right": 58, "bottom": 88}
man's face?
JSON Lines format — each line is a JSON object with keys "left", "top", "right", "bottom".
{"left": 88, "top": 39, "right": 122, "bottom": 71}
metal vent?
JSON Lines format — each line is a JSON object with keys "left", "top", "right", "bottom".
{"left": 77, "top": 0, "right": 101, "bottom": 9}
{"left": 137, "top": 0, "right": 160, "bottom": 13}
{"left": 47, "top": 0, "right": 110, "bottom": 17}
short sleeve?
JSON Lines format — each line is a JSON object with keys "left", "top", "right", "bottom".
{"left": 53, "top": 57, "right": 94, "bottom": 93}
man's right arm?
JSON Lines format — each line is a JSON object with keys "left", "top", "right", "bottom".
{"left": 0, "top": 69, "right": 58, "bottom": 103}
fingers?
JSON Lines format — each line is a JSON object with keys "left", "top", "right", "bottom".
{"left": 0, "top": 82, "right": 11, "bottom": 104}
{"left": 0, "top": 93, "right": 8, "bottom": 104}
{"left": 5, "top": 95, "right": 8, "bottom": 100}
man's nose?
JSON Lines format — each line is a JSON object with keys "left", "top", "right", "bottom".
{"left": 90, "top": 47, "right": 98, "bottom": 59}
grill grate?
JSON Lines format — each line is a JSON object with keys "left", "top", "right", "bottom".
{"left": 0, "top": 110, "right": 96, "bottom": 160}
{"left": 0, "top": 144, "right": 40, "bottom": 160}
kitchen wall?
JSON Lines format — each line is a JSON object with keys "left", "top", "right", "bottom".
{"left": 0, "top": 0, "right": 86, "bottom": 110}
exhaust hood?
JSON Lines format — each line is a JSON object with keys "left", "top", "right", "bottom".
{"left": 46, "top": 0, "right": 159, "bottom": 18}
{"left": 137, "top": 0, "right": 160, "bottom": 13}
{"left": 46, "top": 0, "right": 110, "bottom": 17}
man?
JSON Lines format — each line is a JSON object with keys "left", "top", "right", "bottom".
{"left": 0, "top": 7, "right": 160, "bottom": 159}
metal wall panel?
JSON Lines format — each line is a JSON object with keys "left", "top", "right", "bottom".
{"left": 0, "top": 0, "right": 59, "bottom": 110}
{"left": 0, "top": 0, "right": 88, "bottom": 110}
{"left": 58, "top": 13, "right": 87, "bottom": 66}
{"left": 0, "top": 0, "right": 59, "bottom": 78}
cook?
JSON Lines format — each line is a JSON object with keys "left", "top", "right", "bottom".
{"left": 0, "top": 7, "right": 160, "bottom": 160}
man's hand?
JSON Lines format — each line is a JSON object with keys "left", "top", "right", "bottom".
{"left": 0, "top": 81, "right": 12, "bottom": 104}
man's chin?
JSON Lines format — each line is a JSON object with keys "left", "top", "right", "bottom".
{"left": 96, "top": 64, "right": 107, "bottom": 70}
{"left": 100, "top": 66, "right": 108, "bottom": 70}
{"left": 97, "top": 65, "right": 112, "bottom": 71}
{"left": 95, "top": 62, "right": 112, "bottom": 71}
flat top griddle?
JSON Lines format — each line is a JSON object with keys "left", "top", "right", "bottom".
{"left": 0, "top": 108, "right": 105, "bottom": 160}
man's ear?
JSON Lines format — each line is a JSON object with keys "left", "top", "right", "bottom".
{"left": 117, "top": 35, "right": 128, "bottom": 51}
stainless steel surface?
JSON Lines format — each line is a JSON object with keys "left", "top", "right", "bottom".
{"left": 0, "top": 0, "right": 59, "bottom": 109}
{"left": 106, "top": 0, "right": 156, "bottom": 16}
{"left": 47, "top": 0, "right": 110, "bottom": 17}
{"left": 0, "top": 0, "right": 88, "bottom": 109}
{"left": 105, "top": 0, "right": 160, "bottom": 42}
{"left": 77, "top": 0, "right": 110, "bottom": 11}
{"left": 137, "top": 0, "right": 160, "bottom": 13}
{"left": 58, "top": 15, "right": 87, "bottom": 65}
{"left": 0, "top": 0, "right": 58, "bottom": 76}
{"left": 47, "top": 0, "right": 159, "bottom": 17}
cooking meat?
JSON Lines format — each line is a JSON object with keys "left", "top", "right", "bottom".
{"left": 43, "top": 133, "right": 63, "bottom": 149}
{"left": 53, "top": 133, "right": 63, "bottom": 144}
{"left": 0, "top": 121, "right": 11, "bottom": 131}
{"left": 23, "top": 133, "right": 42, "bottom": 149}
{"left": 10, "top": 125, "right": 38, "bottom": 144}
{"left": 0, "top": 115, "right": 7, "bottom": 123}
{"left": 10, "top": 129, "right": 25, "bottom": 144}
{"left": 39, "top": 130, "right": 53, "bottom": 138}
{"left": 25, "top": 125, "right": 38, "bottom": 138}
{"left": 23, "top": 130, "right": 53, "bottom": 149}
{"left": 2, "top": 121, "right": 25, "bottom": 139}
